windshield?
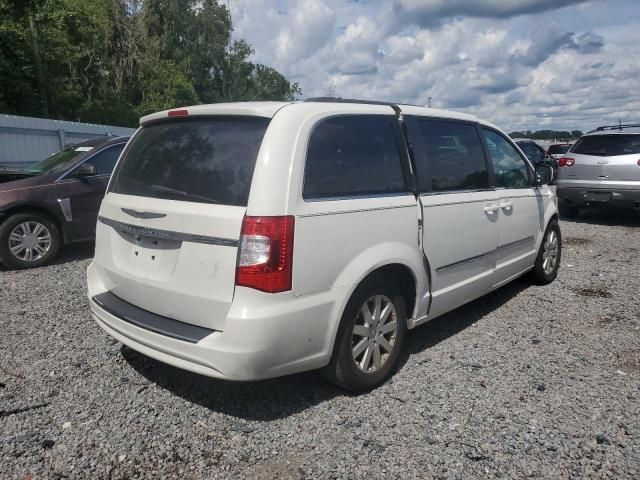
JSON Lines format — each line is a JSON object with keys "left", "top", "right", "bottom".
{"left": 570, "top": 135, "right": 640, "bottom": 157}
{"left": 548, "top": 145, "right": 570, "bottom": 155}
{"left": 27, "top": 147, "right": 92, "bottom": 174}
{"left": 110, "top": 117, "right": 270, "bottom": 206}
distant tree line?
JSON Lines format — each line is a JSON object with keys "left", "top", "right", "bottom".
{"left": 0, "top": 0, "right": 301, "bottom": 127}
{"left": 509, "top": 130, "right": 584, "bottom": 140}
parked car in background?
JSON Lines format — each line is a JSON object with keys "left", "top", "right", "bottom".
{"left": 0, "top": 136, "right": 129, "bottom": 268}
{"left": 546, "top": 143, "right": 572, "bottom": 159}
{"left": 88, "top": 99, "right": 560, "bottom": 392}
{"left": 556, "top": 124, "right": 640, "bottom": 217}
{"left": 515, "top": 139, "right": 556, "bottom": 170}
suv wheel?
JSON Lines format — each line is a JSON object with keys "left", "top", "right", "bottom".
{"left": 322, "top": 274, "right": 406, "bottom": 392}
{"left": 0, "top": 213, "right": 61, "bottom": 269}
{"left": 530, "top": 219, "right": 561, "bottom": 285}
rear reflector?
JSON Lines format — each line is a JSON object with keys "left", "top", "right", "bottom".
{"left": 168, "top": 109, "right": 189, "bottom": 117}
{"left": 558, "top": 157, "right": 575, "bottom": 167}
{"left": 236, "top": 216, "right": 295, "bottom": 293}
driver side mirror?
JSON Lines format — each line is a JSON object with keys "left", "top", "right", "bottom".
{"left": 534, "top": 164, "right": 554, "bottom": 186}
{"left": 74, "top": 162, "right": 96, "bottom": 178}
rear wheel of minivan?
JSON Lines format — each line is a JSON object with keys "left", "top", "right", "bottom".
{"left": 0, "top": 212, "right": 61, "bottom": 269}
{"left": 323, "top": 274, "right": 407, "bottom": 392}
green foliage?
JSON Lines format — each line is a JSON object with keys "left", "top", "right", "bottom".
{"left": 509, "top": 129, "right": 583, "bottom": 140}
{"left": 0, "top": 0, "right": 301, "bottom": 127}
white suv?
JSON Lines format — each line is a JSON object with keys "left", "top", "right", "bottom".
{"left": 88, "top": 99, "right": 560, "bottom": 391}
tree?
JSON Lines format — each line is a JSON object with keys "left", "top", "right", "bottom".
{"left": 0, "top": 0, "right": 301, "bottom": 126}
{"left": 509, "top": 129, "right": 584, "bottom": 140}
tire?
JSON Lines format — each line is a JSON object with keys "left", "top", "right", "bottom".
{"left": 0, "top": 212, "right": 61, "bottom": 269}
{"left": 530, "top": 219, "right": 561, "bottom": 285}
{"left": 559, "top": 204, "right": 579, "bottom": 218}
{"left": 322, "top": 274, "right": 407, "bottom": 392}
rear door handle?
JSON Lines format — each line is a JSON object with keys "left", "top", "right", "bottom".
{"left": 484, "top": 204, "right": 499, "bottom": 213}
{"left": 499, "top": 201, "right": 513, "bottom": 210}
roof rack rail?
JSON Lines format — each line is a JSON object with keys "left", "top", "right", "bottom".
{"left": 588, "top": 123, "right": 640, "bottom": 133}
{"left": 304, "top": 97, "right": 398, "bottom": 107}
{"left": 304, "top": 96, "right": 405, "bottom": 116}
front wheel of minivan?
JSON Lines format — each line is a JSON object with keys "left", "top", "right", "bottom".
{"left": 530, "top": 219, "right": 562, "bottom": 285}
{"left": 322, "top": 274, "right": 407, "bottom": 392}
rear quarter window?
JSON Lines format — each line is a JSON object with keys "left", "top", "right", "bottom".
{"left": 110, "top": 117, "right": 270, "bottom": 206}
{"left": 303, "top": 115, "right": 407, "bottom": 199}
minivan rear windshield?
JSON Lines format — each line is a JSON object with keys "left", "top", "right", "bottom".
{"left": 110, "top": 117, "right": 270, "bottom": 206}
{"left": 570, "top": 134, "right": 640, "bottom": 157}
{"left": 547, "top": 145, "right": 570, "bottom": 155}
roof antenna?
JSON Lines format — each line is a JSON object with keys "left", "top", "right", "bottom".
{"left": 427, "top": 96, "right": 432, "bottom": 108}
{"left": 619, "top": 118, "right": 622, "bottom": 130}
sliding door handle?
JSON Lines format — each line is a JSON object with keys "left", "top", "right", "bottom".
{"left": 499, "top": 201, "right": 513, "bottom": 210}
{"left": 484, "top": 204, "right": 498, "bottom": 213}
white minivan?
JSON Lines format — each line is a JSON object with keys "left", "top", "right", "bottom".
{"left": 88, "top": 99, "right": 561, "bottom": 391}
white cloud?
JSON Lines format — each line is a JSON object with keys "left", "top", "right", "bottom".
{"left": 275, "top": 0, "right": 336, "bottom": 63}
{"left": 230, "top": 0, "right": 640, "bottom": 131}
{"left": 393, "top": 0, "right": 593, "bottom": 25}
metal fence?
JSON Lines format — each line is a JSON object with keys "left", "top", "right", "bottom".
{"left": 0, "top": 114, "right": 135, "bottom": 170}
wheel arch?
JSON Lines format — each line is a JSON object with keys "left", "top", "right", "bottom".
{"left": 325, "top": 257, "right": 425, "bottom": 366}
{"left": 0, "top": 204, "right": 67, "bottom": 243}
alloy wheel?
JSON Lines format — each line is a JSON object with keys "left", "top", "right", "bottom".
{"left": 542, "top": 229, "right": 559, "bottom": 275}
{"left": 351, "top": 295, "right": 398, "bottom": 373}
{"left": 8, "top": 221, "right": 52, "bottom": 262}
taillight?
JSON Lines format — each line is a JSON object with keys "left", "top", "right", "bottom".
{"left": 168, "top": 109, "right": 189, "bottom": 117}
{"left": 236, "top": 216, "right": 295, "bottom": 293}
{"left": 558, "top": 157, "right": 575, "bottom": 167}
{"left": 637, "top": 158, "right": 640, "bottom": 167}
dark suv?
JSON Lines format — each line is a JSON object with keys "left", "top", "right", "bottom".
{"left": 0, "top": 136, "right": 129, "bottom": 268}
{"left": 515, "top": 139, "right": 556, "bottom": 170}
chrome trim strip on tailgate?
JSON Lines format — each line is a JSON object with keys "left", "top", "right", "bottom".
{"left": 98, "top": 216, "right": 239, "bottom": 247}
{"left": 92, "top": 291, "right": 216, "bottom": 343}
{"left": 121, "top": 208, "right": 167, "bottom": 219}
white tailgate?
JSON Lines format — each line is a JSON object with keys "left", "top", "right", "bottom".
{"left": 93, "top": 193, "right": 244, "bottom": 331}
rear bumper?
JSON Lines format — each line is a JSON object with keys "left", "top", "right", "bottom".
{"left": 87, "top": 262, "right": 348, "bottom": 381}
{"left": 556, "top": 186, "right": 640, "bottom": 209}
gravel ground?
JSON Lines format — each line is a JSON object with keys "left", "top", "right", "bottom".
{"left": 1, "top": 208, "right": 639, "bottom": 479}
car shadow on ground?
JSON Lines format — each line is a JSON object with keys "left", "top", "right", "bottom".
{"left": 53, "top": 241, "right": 95, "bottom": 265}
{"left": 560, "top": 207, "right": 640, "bottom": 227}
{"left": 400, "top": 278, "right": 530, "bottom": 365}
{"left": 122, "top": 278, "right": 530, "bottom": 421}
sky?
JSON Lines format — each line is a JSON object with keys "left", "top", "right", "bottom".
{"left": 229, "top": 0, "right": 640, "bottom": 132}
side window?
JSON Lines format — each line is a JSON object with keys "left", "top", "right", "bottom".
{"left": 85, "top": 144, "right": 125, "bottom": 176}
{"left": 303, "top": 115, "right": 406, "bottom": 199}
{"left": 519, "top": 143, "right": 544, "bottom": 163}
{"left": 483, "top": 130, "right": 531, "bottom": 188}
{"left": 415, "top": 120, "right": 489, "bottom": 192}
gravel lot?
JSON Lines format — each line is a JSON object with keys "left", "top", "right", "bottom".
{"left": 1, "top": 209, "right": 639, "bottom": 479}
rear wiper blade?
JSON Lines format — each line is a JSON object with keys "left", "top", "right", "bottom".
{"left": 150, "top": 184, "right": 221, "bottom": 204}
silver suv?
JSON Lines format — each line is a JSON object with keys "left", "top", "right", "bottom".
{"left": 556, "top": 124, "right": 640, "bottom": 217}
